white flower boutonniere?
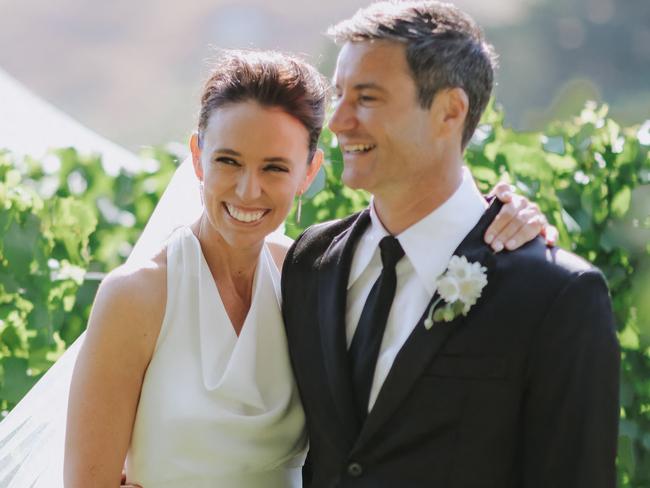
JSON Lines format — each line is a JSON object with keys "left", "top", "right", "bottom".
{"left": 424, "top": 255, "right": 488, "bottom": 330}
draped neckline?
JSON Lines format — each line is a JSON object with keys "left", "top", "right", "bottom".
{"left": 186, "top": 229, "right": 262, "bottom": 340}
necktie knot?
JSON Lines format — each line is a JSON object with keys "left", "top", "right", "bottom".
{"left": 379, "top": 236, "right": 404, "bottom": 269}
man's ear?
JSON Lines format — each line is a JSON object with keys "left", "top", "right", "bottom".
{"left": 301, "top": 148, "right": 324, "bottom": 193}
{"left": 442, "top": 87, "right": 469, "bottom": 129}
{"left": 430, "top": 87, "right": 469, "bottom": 140}
{"left": 190, "top": 133, "right": 203, "bottom": 181}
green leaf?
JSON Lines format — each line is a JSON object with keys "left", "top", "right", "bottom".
{"left": 0, "top": 272, "right": 20, "bottom": 294}
{"left": 433, "top": 307, "right": 446, "bottom": 322}
{"left": 620, "top": 379, "right": 634, "bottom": 407}
{"left": 620, "top": 325, "right": 640, "bottom": 350}
{"left": 611, "top": 187, "right": 632, "bottom": 218}
{"left": 546, "top": 153, "right": 577, "bottom": 172}
{"left": 48, "top": 197, "right": 97, "bottom": 264}
{"left": 495, "top": 143, "right": 554, "bottom": 182}
{"left": 470, "top": 166, "right": 498, "bottom": 185}
{"left": 451, "top": 300, "right": 465, "bottom": 315}
{"left": 0, "top": 357, "right": 37, "bottom": 405}
{"left": 618, "top": 433, "right": 636, "bottom": 476}
{"left": 2, "top": 212, "right": 41, "bottom": 276}
{"left": 5, "top": 169, "right": 21, "bottom": 187}
{"left": 0, "top": 324, "right": 23, "bottom": 351}
{"left": 27, "top": 302, "right": 51, "bottom": 331}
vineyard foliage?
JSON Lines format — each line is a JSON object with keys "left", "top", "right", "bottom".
{"left": 1, "top": 103, "right": 649, "bottom": 486}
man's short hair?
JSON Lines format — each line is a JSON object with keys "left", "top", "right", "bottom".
{"left": 328, "top": 1, "right": 498, "bottom": 149}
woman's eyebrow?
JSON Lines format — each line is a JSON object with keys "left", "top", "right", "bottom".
{"left": 263, "top": 157, "right": 291, "bottom": 164}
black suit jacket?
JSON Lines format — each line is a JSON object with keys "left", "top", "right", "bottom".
{"left": 281, "top": 200, "right": 620, "bottom": 488}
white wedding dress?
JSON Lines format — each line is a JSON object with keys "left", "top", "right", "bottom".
{"left": 0, "top": 158, "right": 302, "bottom": 487}
{"left": 124, "top": 227, "right": 307, "bottom": 487}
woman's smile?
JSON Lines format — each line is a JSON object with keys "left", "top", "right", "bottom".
{"left": 223, "top": 202, "right": 270, "bottom": 224}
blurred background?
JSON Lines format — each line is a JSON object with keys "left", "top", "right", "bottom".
{"left": 1, "top": 0, "right": 648, "bottom": 152}
{"left": 0, "top": 0, "right": 650, "bottom": 488}
{"left": 0, "top": 1, "right": 649, "bottom": 485}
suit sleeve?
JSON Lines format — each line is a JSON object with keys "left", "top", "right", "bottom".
{"left": 280, "top": 227, "right": 307, "bottom": 313}
{"left": 521, "top": 269, "right": 620, "bottom": 488}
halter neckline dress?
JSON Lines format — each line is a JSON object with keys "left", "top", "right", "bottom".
{"left": 125, "top": 227, "right": 307, "bottom": 487}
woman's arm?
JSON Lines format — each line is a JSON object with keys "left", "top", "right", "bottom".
{"left": 64, "top": 257, "right": 166, "bottom": 488}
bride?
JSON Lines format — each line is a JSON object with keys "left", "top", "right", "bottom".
{"left": 65, "top": 50, "right": 325, "bottom": 487}
{"left": 0, "top": 50, "right": 551, "bottom": 488}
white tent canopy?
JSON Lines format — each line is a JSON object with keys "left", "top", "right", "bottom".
{"left": 0, "top": 68, "right": 141, "bottom": 175}
{"left": 0, "top": 67, "right": 212, "bottom": 258}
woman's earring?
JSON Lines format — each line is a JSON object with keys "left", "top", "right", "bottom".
{"left": 199, "top": 181, "right": 204, "bottom": 206}
{"left": 296, "top": 193, "right": 303, "bottom": 225}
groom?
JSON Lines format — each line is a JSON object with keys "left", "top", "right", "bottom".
{"left": 282, "top": 2, "right": 620, "bottom": 487}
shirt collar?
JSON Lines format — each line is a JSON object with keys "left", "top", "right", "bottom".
{"left": 346, "top": 202, "right": 389, "bottom": 289}
{"left": 347, "top": 167, "right": 488, "bottom": 294}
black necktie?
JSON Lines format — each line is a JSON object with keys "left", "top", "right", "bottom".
{"left": 349, "top": 235, "right": 405, "bottom": 424}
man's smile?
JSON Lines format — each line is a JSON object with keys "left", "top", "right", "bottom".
{"left": 342, "top": 143, "right": 377, "bottom": 155}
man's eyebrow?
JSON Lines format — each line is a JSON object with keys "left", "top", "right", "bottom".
{"left": 353, "top": 82, "right": 387, "bottom": 92}
{"left": 213, "top": 148, "right": 242, "bottom": 156}
{"left": 332, "top": 81, "right": 388, "bottom": 93}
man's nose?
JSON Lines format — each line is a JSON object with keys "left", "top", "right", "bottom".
{"left": 236, "top": 169, "right": 262, "bottom": 200}
{"left": 328, "top": 97, "right": 357, "bottom": 135}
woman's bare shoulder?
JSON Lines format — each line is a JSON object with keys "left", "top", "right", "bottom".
{"left": 98, "top": 249, "right": 166, "bottom": 310}
{"left": 87, "top": 248, "right": 168, "bottom": 356}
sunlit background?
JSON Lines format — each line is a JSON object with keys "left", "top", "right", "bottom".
{"left": 0, "top": 1, "right": 649, "bottom": 484}
{"left": 1, "top": 0, "right": 648, "bottom": 151}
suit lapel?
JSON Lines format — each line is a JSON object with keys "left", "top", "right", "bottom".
{"left": 352, "top": 199, "right": 502, "bottom": 451}
{"left": 318, "top": 209, "right": 371, "bottom": 444}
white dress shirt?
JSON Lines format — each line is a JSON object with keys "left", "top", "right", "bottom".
{"left": 345, "top": 167, "right": 488, "bottom": 411}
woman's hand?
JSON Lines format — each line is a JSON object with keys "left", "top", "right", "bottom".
{"left": 485, "top": 182, "right": 558, "bottom": 252}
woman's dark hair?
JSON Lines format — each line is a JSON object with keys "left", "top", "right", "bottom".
{"left": 198, "top": 50, "right": 330, "bottom": 161}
